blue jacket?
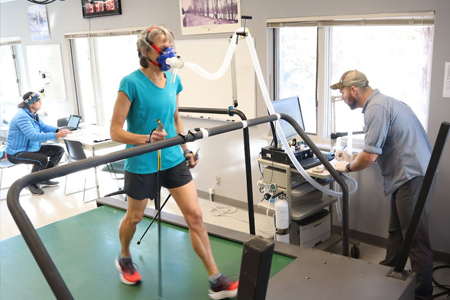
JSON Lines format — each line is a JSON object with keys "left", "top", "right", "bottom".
{"left": 6, "top": 108, "right": 57, "bottom": 155}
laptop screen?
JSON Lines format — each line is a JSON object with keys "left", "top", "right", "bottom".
{"left": 67, "top": 115, "right": 81, "bottom": 128}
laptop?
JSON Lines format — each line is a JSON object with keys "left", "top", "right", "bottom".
{"left": 59, "top": 115, "right": 81, "bottom": 131}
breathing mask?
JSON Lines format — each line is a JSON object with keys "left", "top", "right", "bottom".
{"left": 154, "top": 47, "right": 176, "bottom": 71}
{"left": 145, "top": 27, "right": 177, "bottom": 71}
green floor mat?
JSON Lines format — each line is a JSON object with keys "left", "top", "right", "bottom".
{"left": 1, "top": 205, "right": 293, "bottom": 300}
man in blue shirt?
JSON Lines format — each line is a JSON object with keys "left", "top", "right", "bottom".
{"left": 331, "top": 70, "right": 433, "bottom": 300}
{"left": 6, "top": 92, "right": 71, "bottom": 194}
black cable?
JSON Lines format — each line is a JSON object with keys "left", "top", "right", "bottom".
{"left": 27, "top": 0, "right": 57, "bottom": 4}
{"left": 432, "top": 265, "right": 450, "bottom": 299}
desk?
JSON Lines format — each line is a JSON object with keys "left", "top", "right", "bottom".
{"left": 62, "top": 125, "right": 121, "bottom": 154}
{"left": 59, "top": 125, "right": 122, "bottom": 198}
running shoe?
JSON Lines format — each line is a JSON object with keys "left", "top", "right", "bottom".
{"left": 27, "top": 183, "right": 44, "bottom": 195}
{"left": 39, "top": 180, "right": 59, "bottom": 187}
{"left": 115, "top": 256, "right": 141, "bottom": 285}
{"left": 208, "top": 275, "right": 238, "bottom": 299}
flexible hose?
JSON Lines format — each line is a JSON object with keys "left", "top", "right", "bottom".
{"left": 167, "top": 33, "right": 238, "bottom": 81}
{"left": 169, "top": 27, "right": 359, "bottom": 198}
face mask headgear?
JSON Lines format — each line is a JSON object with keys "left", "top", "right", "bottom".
{"left": 145, "top": 27, "right": 176, "bottom": 72}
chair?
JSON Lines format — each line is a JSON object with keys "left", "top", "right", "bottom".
{"left": 56, "top": 118, "right": 70, "bottom": 162}
{"left": 101, "top": 160, "right": 124, "bottom": 186}
{"left": 57, "top": 117, "right": 69, "bottom": 127}
{"left": 101, "top": 160, "right": 126, "bottom": 200}
{"left": 0, "top": 158, "right": 17, "bottom": 200}
{"left": 63, "top": 139, "right": 95, "bottom": 203}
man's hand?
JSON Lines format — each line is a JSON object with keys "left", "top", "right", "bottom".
{"left": 335, "top": 150, "right": 353, "bottom": 162}
{"left": 150, "top": 129, "right": 167, "bottom": 143}
{"left": 56, "top": 129, "right": 71, "bottom": 138}
{"left": 334, "top": 161, "right": 348, "bottom": 173}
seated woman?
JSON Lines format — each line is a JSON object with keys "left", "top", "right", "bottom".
{"left": 6, "top": 91, "right": 71, "bottom": 195}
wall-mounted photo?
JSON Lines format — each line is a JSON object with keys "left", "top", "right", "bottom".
{"left": 180, "top": 0, "right": 241, "bottom": 35}
{"left": 27, "top": 4, "right": 50, "bottom": 41}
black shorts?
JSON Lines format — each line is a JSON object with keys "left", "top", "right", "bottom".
{"left": 124, "top": 161, "right": 192, "bottom": 200}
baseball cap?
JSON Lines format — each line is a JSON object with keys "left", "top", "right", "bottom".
{"left": 330, "top": 70, "right": 369, "bottom": 90}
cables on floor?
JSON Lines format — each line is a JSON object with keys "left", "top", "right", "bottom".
{"left": 432, "top": 265, "right": 450, "bottom": 299}
{"left": 208, "top": 180, "right": 274, "bottom": 237}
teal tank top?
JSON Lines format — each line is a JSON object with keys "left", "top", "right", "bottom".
{"left": 119, "top": 69, "right": 184, "bottom": 174}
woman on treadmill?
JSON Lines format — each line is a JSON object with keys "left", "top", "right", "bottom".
{"left": 110, "top": 26, "right": 238, "bottom": 299}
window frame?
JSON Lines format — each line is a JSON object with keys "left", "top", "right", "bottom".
{"left": 0, "top": 42, "right": 25, "bottom": 101}
{"left": 66, "top": 27, "right": 144, "bottom": 126}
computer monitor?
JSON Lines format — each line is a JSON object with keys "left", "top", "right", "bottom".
{"left": 271, "top": 96, "right": 305, "bottom": 147}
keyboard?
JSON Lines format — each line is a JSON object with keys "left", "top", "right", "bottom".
{"left": 290, "top": 153, "right": 335, "bottom": 170}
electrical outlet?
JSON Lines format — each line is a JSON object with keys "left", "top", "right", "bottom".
{"left": 209, "top": 188, "right": 215, "bottom": 195}
{"left": 216, "top": 176, "right": 221, "bottom": 185}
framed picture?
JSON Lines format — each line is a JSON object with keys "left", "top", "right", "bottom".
{"left": 180, "top": 0, "right": 241, "bottom": 35}
{"left": 27, "top": 4, "right": 50, "bottom": 41}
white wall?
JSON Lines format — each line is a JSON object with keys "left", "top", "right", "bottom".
{"left": 1, "top": 0, "right": 449, "bottom": 256}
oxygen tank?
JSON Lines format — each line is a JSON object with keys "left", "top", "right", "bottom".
{"left": 275, "top": 198, "right": 290, "bottom": 243}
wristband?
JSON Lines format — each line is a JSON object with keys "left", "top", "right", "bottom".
{"left": 146, "top": 129, "right": 156, "bottom": 143}
{"left": 345, "top": 163, "right": 352, "bottom": 172}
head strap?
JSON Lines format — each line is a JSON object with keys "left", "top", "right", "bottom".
{"left": 146, "top": 27, "right": 162, "bottom": 54}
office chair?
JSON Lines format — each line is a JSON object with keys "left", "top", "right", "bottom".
{"left": 57, "top": 117, "right": 69, "bottom": 127}
{"left": 63, "top": 139, "right": 95, "bottom": 203}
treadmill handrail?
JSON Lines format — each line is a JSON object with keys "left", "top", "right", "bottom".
{"left": 6, "top": 114, "right": 350, "bottom": 299}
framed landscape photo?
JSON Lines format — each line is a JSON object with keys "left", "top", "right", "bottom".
{"left": 180, "top": 0, "right": 241, "bottom": 35}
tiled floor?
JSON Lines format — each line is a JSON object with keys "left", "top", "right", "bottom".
{"left": 1, "top": 165, "right": 449, "bottom": 298}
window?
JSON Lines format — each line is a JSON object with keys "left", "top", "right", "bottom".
{"left": 330, "top": 26, "right": 433, "bottom": 134}
{"left": 0, "top": 45, "right": 21, "bottom": 102}
{"left": 269, "top": 12, "right": 434, "bottom": 146}
{"left": 71, "top": 38, "right": 97, "bottom": 125}
{"left": 276, "top": 27, "right": 318, "bottom": 134}
{"left": 68, "top": 30, "right": 142, "bottom": 125}
{"left": 0, "top": 42, "right": 25, "bottom": 125}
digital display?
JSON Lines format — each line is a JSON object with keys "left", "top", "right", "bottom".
{"left": 81, "top": 0, "right": 122, "bottom": 19}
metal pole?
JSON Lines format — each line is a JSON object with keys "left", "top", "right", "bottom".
{"left": 389, "top": 122, "right": 449, "bottom": 278}
{"left": 179, "top": 107, "right": 256, "bottom": 235}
